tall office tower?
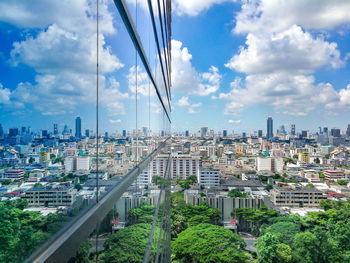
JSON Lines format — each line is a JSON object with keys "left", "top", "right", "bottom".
{"left": 85, "top": 129, "right": 90, "bottom": 138}
{"left": 185, "top": 130, "right": 189, "bottom": 137}
{"left": 9, "top": 128, "right": 19, "bottom": 137}
{"left": 347, "top": 124, "right": 350, "bottom": 137}
{"left": 258, "top": 130, "right": 263, "bottom": 137}
{"left": 53, "top": 124, "right": 58, "bottom": 135}
{"left": 105, "top": 132, "right": 108, "bottom": 138}
{"left": 27, "top": 126, "right": 32, "bottom": 134}
{"left": 280, "top": 125, "right": 286, "bottom": 134}
{"left": 323, "top": 127, "right": 328, "bottom": 134}
{"left": 318, "top": 127, "right": 322, "bottom": 134}
{"left": 75, "top": 117, "right": 82, "bottom": 139}
{"left": 41, "top": 130, "right": 48, "bottom": 138}
{"left": 301, "top": 130, "right": 308, "bottom": 138}
{"left": 200, "top": 127, "right": 208, "bottom": 137}
{"left": 142, "top": 127, "right": 148, "bottom": 137}
{"left": 21, "top": 126, "right": 26, "bottom": 135}
{"left": 0, "top": 124, "right": 3, "bottom": 138}
{"left": 62, "top": 124, "right": 69, "bottom": 135}
{"left": 267, "top": 117, "right": 273, "bottom": 139}
{"left": 331, "top": 128, "right": 341, "bottom": 137}
{"left": 122, "top": 130, "right": 126, "bottom": 137}
{"left": 242, "top": 132, "right": 246, "bottom": 139}
{"left": 291, "top": 124, "right": 296, "bottom": 136}
{"left": 223, "top": 130, "right": 227, "bottom": 137}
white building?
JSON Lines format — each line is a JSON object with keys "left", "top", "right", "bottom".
{"left": 65, "top": 157, "right": 74, "bottom": 172}
{"left": 76, "top": 157, "right": 90, "bottom": 171}
{"left": 257, "top": 157, "right": 283, "bottom": 173}
{"left": 198, "top": 167, "right": 220, "bottom": 187}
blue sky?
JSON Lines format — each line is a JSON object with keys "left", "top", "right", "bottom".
{"left": 0, "top": 0, "right": 350, "bottom": 135}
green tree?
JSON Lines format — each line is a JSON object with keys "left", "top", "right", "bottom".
{"left": 101, "top": 223, "right": 159, "bottom": 263}
{"left": 256, "top": 233, "right": 279, "bottom": 263}
{"left": 68, "top": 240, "right": 91, "bottom": 263}
{"left": 292, "top": 231, "right": 318, "bottom": 263}
{"left": 263, "top": 222, "right": 300, "bottom": 246}
{"left": 172, "top": 223, "right": 248, "bottom": 263}
{"left": 228, "top": 189, "right": 247, "bottom": 198}
{"left": 276, "top": 243, "right": 292, "bottom": 263}
{"left": 306, "top": 183, "right": 314, "bottom": 188}
{"left": 338, "top": 179, "right": 348, "bottom": 185}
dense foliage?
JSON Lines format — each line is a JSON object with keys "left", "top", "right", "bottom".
{"left": 0, "top": 199, "right": 66, "bottom": 262}
{"left": 249, "top": 200, "right": 350, "bottom": 263}
{"left": 101, "top": 223, "right": 159, "bottom": 263}
{"left": 172, "top": 223, "right": 249, "bottom": 263}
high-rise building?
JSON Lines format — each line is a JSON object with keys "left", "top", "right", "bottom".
{"left": 0, "top": 124, "right": 4, "bottom": 138}
{"left": 104, "top": 132, "right": 108, "bottom": 138}
{"left": 258, "top": 130, "right": 263, "bottom": 137}
{"left": 347, "top": 124, "right": 350, "bottom": 137}
{"left": 41, "top": 130, "right": 48, "bottom": 138}
{"left": 242, "top": 132, "right": 246, "bottom": 139}
{"left": 75, "top": 117, "right": 82, "bottom": 139}
{"left": 9, "top": 128, "right": 19, "bottom": 137}
{"left": 318, "top": 127, "right": 322, "bottom": 134}
{"left": 200, "top": 127, "right": 208, "bottom": 137}
{"left": 291, "top": 124, "right": 295, "bottom": 135}
{"left": 223, "top": 130, "right": 227, "bottom": 137}
{"left": 53, "top": 124, "right": 58, "bottom": 135}
{"left": 62, "top": 124, "right": 69, "bottom": 135}
{"left": 142, "top": 127, "right": 148, "bottom": 137}
{"left": 122, "top": 130, "right": 126, "bottom": 137}
{"left": 331, "top": 128, "right": 341, "bottom": 137}
{"left": 323, "top": 127, "right": 328, "bottom": 134}
{"left": 21, "top": 126, "right": 26, "bottom": 135}
{"left": 301, "top": 130, "right": 308, "bottom": 138}
{"left": 267, "top": 117, "right": 273, "bottom": 139}
{"left": 185, "top": 130, "right": 189, "bottom": 137}
{"left": 85, "top": 129, "right": 90, "bottom": 138}
{"left": 279, "top": 125, "right": 286, "bottom": 135}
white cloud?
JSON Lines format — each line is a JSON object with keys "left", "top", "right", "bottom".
{"left": 234, "top": 0, "right": 350, "bottom": 34}
{"left": 222, "top": 0, "right": 350, "bottom": 116}
{"left": 109, "top": 119, "right": 122, "bottom": 124}
{"left": 127, "top": 66, "right": 154, "bottom": 96}
{"left": 173, "top": 0, "right": 236, "bottom": 16}
{"left": 0, "top": 0, "right": 128, "bottom": 116}
{"left": 176, "top": 96, "right": 202, "bottom": 114}
{"left": 0, "top": 84, "right": 11, "bottom": 104}
{"left": 228, "top": 120, "right": 241, "bottom": 124}
{"left": 171, "top": 40, "right": 221, "bottom": 96}
{"left": 226, "top": 25, "right": 343, "bottom": 75}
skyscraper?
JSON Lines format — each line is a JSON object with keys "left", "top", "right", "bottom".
{"left": 291, "top": 124, "right": 295, "bottom": 136}
{"left": 0, "top": 124, "right": 3, "bottom": 138}
{"left": 301, "top": 130, "right": 308, "bottom": 138}
{"left": 223, "top": 130, "right": 227, "bottom": 137}
{"left": 331, "top": 128, "right": 341, "bottom": 137}
{"left": 258, "top": 130, "right": 263, "bottom": 137}
{"left": 267, "top": 117, "right": 273, "bottom": 139}
{"left": 75, "top": 117, "right": 82, "bottom": 139}
{"left": 323, "top": 127, "right": 328, "bottom": 134}
{"left": 9, "top": 128, "right": 19, "bottom": 137}
{"left": 54, "top": 124, "right": 58, "bottom": 135}
{"left": 185, "top": 130, "right": 189, "bottom": 137}
{"left": 200, "top": 127, "right": 208, "bottom": 137}
{"left": 347, "top": 124, "right": 350, "bottom": 137}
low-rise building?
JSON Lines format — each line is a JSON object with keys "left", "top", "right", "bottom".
{"left": 271, "top": 186, "right": 326, "bottom": 207}
{"left": 4, "top": 170, "right": 24, "bottom": 180}
{"left": 21, "top": 185, "right": 77, "bottom": 207}
{"left": 324, "top": 170, "right": 345, "bottom": 180}
{"left": 198, "top": 167, "right": 220, "bottom": 187}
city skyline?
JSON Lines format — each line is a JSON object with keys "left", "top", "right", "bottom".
{"left": 0, "top": 1, "right": 350, "bottom": 132}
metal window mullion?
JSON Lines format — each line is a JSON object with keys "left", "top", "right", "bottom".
{"left": 147, "top": 0, "right": 171, "bottom": 112}
{"left": 113, "top": 0, "right": 171, "bottom": 122}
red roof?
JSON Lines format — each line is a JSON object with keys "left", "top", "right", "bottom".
{"left": 4, "top": 191, "right": 20, "bottom": 195}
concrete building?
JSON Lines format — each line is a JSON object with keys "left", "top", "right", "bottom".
{"left": 271, "top": 186, "right": 327, "bottom": 207}
{"left": 21, "top": 186, "right": 77, "bottom": 207}
{"left": 257, "top": 157, "right": 283, "bottom": 173}
{"left": 324, "top": 170, "right": 345, "bottom": 180}
{"left": 76, "top": 156, "right": 90, "bottom": 171}
{"left": 298, "top": 152, "right": 310, "bottom": 164}
{"left": 198, "top": 167, "right": 220, "bottom": 187}
{"left": 4, "top": 170, "right": 24, "bottom": 180}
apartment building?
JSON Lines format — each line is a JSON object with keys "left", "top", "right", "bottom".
{"left": 271, "top": 187, "right": 326, "bottom": 207}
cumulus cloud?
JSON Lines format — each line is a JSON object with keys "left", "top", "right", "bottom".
{"left": 109, "top": 119, "right": 122, "bottom": 124}
{"left": 173, "top": 0, "right": 236, "bottom": 16}
{"left": 234, "top": 0, "right": 350, "bottom": 34}
{"left": 176, "top": 96, "right": 202, "bottom": 114}
{"left": 228, "top": 119, "right": 241, "bottom": 124}
{"left": 127, "top": 66, "right": 154, "bottom": 96}
{"left": 222, "top": 0, "right": 350, "bottom": 116}
{"left": 0, "top": 0, "right": 128, "bottom": 116}
{"left": 171, "top": 40, "right": 221, "bottom": 96}
{"left": 0, "top": 84, "right": 11, "bottom": 104}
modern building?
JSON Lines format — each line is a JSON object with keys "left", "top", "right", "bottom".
{"left": 301, "top": 130, "right": 308, "bottom": 138}
{"left": 346, "top": 124, "right": 350, "bottom": 137}
{"left": 258, "top": 130, "right": 263, "bottom": 138}
{"left": 185, "top": 130, "right": 189, "bottom": 137}
{"left": 331, "top": 128, "right": 341, "bottom": 137}
{"left": 271, "top": 187, "right": 327, "bottom": 207}
{"left": 122, "top": 130, "right": 127, "bottom": 137}
{"left": 324, "top": 170, "right": 345, "bottom": 180}
{"left": 298, "top": 152, "right": 310, "bottom": 164}
{"left": 53, "top": 124, "right": 58, "bottom": 135}
{"left": 200, "top": 127, "right": 208, "bottom": 137}
{"left": 75, "top": 117, "right": 82, "bottom": 139}
{"left": 291, "top": 124, "right": 296, "bottom": 136}
{"left": 198, "top": 167, "right": 221, "bottom": 187}
{"left": 267, "top": 117, "right": 273, "bottom": 139}
{"left": 21, "top": 186, "right": 77, "bottom": 207}
{"left": 4, "top": 170, "right": 24, "bottom": 180}
{"left": 256, "top": 157, "right": 284, "bottom": 173}
{"left": 223, "top": 130, "right": 227, "bottom": 137}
